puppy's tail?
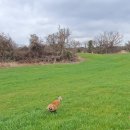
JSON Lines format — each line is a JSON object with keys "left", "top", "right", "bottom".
{"left": 58, "top": 96, "right": 62, "bottom": 101}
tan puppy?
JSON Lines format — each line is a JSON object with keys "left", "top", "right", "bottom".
{"left": 47, "top": 96, "right": 62, "bottom": 112}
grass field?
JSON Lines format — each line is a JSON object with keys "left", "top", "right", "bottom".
{"left": 0, "top": 53, "right": 130, "bottom": 130}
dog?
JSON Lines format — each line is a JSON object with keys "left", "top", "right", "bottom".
{"left": 47, "top": 96, "right": 62, "bottom": 112}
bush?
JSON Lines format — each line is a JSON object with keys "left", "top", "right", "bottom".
{"left": 0, "top": 33, "right": 16, "bottom": 62}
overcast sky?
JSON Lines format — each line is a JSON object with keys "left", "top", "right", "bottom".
{"left": 0, "top": 0, "right": 130, "bottom": 45}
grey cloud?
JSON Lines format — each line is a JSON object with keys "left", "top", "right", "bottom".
{"left": 0, "top": 0, "right": 130, "bottom": 45}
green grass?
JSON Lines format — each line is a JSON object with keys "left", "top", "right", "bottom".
{"left": 0, "top": 53, "right": 130, "bottom": 130}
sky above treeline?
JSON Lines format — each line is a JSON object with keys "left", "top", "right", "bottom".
{"left": 0, "top": 0, "right": 129, "bottom": 45}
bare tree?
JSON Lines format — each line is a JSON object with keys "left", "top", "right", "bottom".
{"left": 69, "top": 40, "right": 80, "bottom": 53}
{"left": 58, "top": 27, "right": 70, "bottom": 55}
{"left": 0, "top": 33, "right": 16, "bottom": 62}
{"left": 125, "top": 41, "right": 130, "bottom": 52}
{"left": 46, "top": 33, "right": 59, "bottom": 55}
{"left": 29, "top": 34, "right": 44, "bottom": 58}
{"left": 82, "top": 42, "right": 88, "bottom": 53}
{"left": 46, "top": 27, "right": 70, "bottom": 56}
{"left": 94, "top": 32, "right": 123, "bottom": 53}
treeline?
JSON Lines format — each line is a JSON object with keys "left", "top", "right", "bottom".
{"left": 78, "top": 32, "right": 128, "bottom": 54}
{"left": 0, "top": 28, "right": 130, "bottom": 63}
{"left": 0, "top": 27, "right": 77, "bottom": 63}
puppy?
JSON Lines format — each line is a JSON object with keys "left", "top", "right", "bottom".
{"left": 47, "top": 96, "right": 62, "bottom": 112}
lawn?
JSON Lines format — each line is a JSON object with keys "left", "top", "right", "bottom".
{"left": 0, "top": 53, "right": 130, "bottom": 130}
